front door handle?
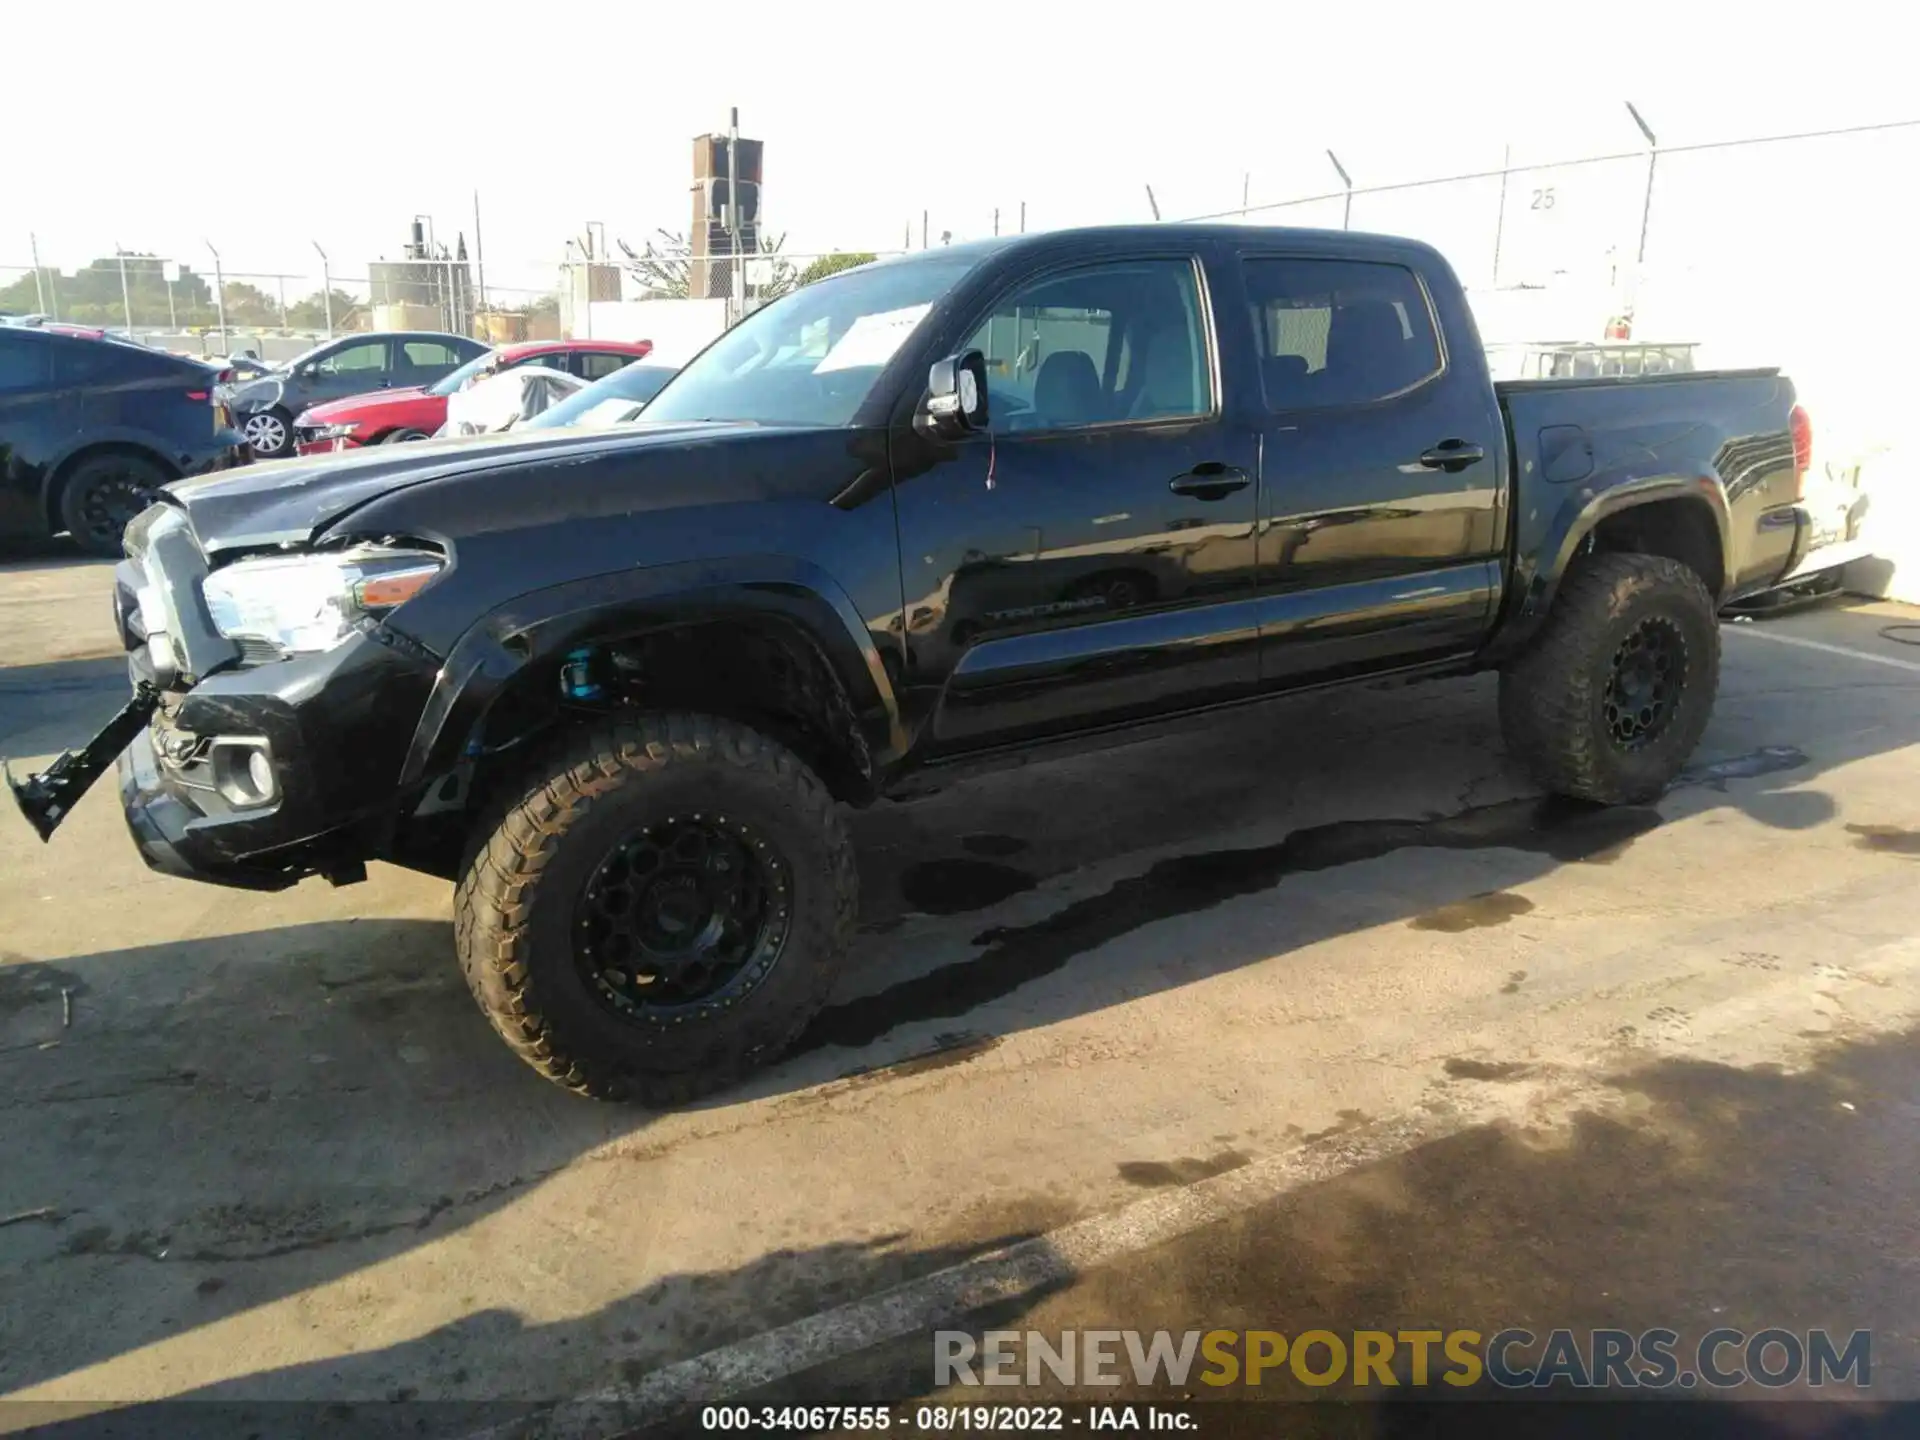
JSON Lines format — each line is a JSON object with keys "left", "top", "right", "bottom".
{"left": 1417, "top": 440, "right": 1486, "bottom": 473}
{"left": 1169, "top": 463, "right": 1252, "bottom": 500}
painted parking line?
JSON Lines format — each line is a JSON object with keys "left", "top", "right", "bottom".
{"left": 1725, "top": 624, "right": 1920, "bottom": 674}
{"left": 468, "top": 1102, "right": 1539, "bottom": 1440}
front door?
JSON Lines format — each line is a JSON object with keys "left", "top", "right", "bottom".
{"left": 890, "top": 252, "right": 1262, "bottom": 754}
{"left": 307, "top": 337, "right": 395, "bottom": 405}
{"left": 1234, "top": 253, "right": 1505, "bottom": 685}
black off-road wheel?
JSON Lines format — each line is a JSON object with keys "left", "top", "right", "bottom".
{"left": 453, "top": 714, "right": 857, "bottom": 1104}
{"left": 58, "top": 452, "right": 168, "bottom": 557}
{"left": 1499, "top": 552, "right": 1720, "bottom": 804}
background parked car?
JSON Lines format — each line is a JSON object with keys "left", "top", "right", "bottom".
{"left": 437, "top": 366, "right": 585, "bottom": 437}
{"left": 522, "top": 360, "right": 680, "bottom": 431}
{"left": 226, "top": 331, "right": 486, "bottom": 458}
{"left": 290, "top": 339, "right": 652, "bottom": 456}
{"left": 0, "top": 325, "right": 245, "bottom": 555}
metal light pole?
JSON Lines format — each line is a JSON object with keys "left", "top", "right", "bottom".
{"left": 162, "top": 260, "right": 177, "bottom": 329}
{"left": 116, "top": 244, "right": 133, "bottom": 334}
{"left": 1627, "top": 101, "right": 1659, "bottom": 264}
{"left": 1019, "top": 200, "right": 1026, "bottom": 234}
{"left": 1491, "top": 143, "right": 1512, "bottom": 287}
{"left": 728, "top": 107, "right": 744, "bottom": 319}
{"left": 1145, "top": 184, "right": 1161, "bottom": 221}
{"left": 205, "top": 240, "right": 227, "bottom": 352}
{"left": 29, "top": 232, "right": 52, "bottom": 319}
{"left": 472, "top": 190, "right": 488, "bottom": 328}
{"left": 1327, "top": 150, "right": 1354, "bottom": 229}
{"left": 276, "top": 274, "right": 289, "bottom": 333}
{"left": 312, "top": 241, "right": 332, "bottom": 338}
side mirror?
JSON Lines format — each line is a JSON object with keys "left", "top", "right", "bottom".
{"left": 921, "top": 350, "right": 989, "bottom": 439}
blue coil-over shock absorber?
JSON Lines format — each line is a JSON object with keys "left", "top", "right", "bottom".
{"left": 561, "top": 646, "right": 603, "bottom": 702}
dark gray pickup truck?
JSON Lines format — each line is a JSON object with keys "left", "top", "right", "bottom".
{"left": 9, "top": 224, "right": 1815, "bottom": 1104}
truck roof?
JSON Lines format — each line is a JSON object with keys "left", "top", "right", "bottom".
{"left": 865, "top": 223, "right": 1446, "bottom": 273}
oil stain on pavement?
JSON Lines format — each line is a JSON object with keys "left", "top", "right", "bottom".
{"left": 803, "top": 794, "right": 1664, "bottom": 1054}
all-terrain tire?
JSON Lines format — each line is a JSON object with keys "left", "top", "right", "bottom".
{"left": 1499, "top": 552, "right": 1720, "bottom": 805}
{"left": 453, "top": 713, "right": 857, "bottom": 1104}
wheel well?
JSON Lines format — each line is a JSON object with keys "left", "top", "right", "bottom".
{"left": 474, "top": 616, "right": 876, "bottom": 807}
{"left": 1586, "top": 498, "right": 1725, "bottom": 600}
{"left": 45, "top": 442, "right": 178, "bottom": 529}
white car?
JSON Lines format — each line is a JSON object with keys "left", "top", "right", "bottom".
{"left": 435, "top": 365, "right": 585, "bottom": 438}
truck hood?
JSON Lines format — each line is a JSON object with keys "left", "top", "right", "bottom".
{"left": 299, "top": 386, "right": 432, "bottom": 423}
{"left": 163, "top": 422, "right": 758, "bottom": 556}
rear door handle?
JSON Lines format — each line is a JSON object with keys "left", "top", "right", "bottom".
{"left": 1417, "top": 440, "right": 1486, "bottom": 473}
{"left": 1169, "top": 463, "right": 1252, "bottom": 500}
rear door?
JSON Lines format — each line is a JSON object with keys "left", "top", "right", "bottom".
{"left": 891, "top": 248, "right": 1263, "bottom": 752}
{"left": 1230, "top": 252, "right": 1505, "bottom": 686}
{"left": 0, "top": 332, "right": 66, "bottom": 535}
{"left": 394, "top": 337, "right": 470, "bottom": 390}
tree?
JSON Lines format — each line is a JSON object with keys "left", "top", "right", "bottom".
{"left": 796, "top": 252, "right": 878, "bottom": 287}
{"left": 287, "top": 289, "right": 361, "bottom": 331}
{"left": 617, "top": 229, "right": 794, "bottom": 300}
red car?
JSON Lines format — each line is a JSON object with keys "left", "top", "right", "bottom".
{"left": 290, "top": 339, "right": 652, "bottom": 455}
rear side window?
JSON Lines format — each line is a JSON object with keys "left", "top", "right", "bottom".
{"left": 1241, "top": 258, "right": 1441, "bottom": 410}
{"left": 0, "top": 334, "right": 53, "bottom": 392}
{"left": 578, "top": 351, "right": 632, "bottom": 381}
{"left": 51, "top": 336, "right": 157, "bottom": 385}
{"left": 402, "top": 340, "right": 463, "bottom": 368}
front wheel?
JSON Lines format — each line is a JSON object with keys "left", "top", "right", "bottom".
{"left": 385, "top": 428, "right": 430, "bottom": 443}
{"left": 1499, "top": 552, "right": 1720, "bottom": 805}
{"left": 454, "top": 714, "right": 857, "bottom": 1104}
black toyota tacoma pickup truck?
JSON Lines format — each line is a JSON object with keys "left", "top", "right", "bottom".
{"left": 9, "top": 225, "right": 1815, "bottom": 1103}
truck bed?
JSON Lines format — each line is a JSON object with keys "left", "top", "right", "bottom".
{"left": 1494, "top": 366, "right": 1781, "bottom": 397}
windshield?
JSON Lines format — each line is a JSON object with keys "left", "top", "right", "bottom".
{"left": 639, "top": 256, "right": 977, "bottom": 427}
{"left": 428, "top": 348, "right": 502, "bottom": 397}
{"left": 526, "top": 362, "right": 680, "bottom": 431}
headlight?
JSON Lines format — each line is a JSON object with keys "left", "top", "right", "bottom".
{"left": 304, "top": 421, "right": 360, "bottom": 441}
{"left": 201, "top": 546, "right": 444, "bottom": 658}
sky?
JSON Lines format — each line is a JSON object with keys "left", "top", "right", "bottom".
{"left": 4, "top": 0, "right": 1912, "bottom": 303}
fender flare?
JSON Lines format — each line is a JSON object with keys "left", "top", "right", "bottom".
{"left": 397, "top": 554, "right": 905, "bottom": 791}
{"left": 1493, "top": 475, "right": 1731, "bottom": 658}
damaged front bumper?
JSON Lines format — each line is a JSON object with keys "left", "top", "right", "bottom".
{"left": 5, "top": 682, "right": 164, "bottom": 842}
{"left": 6, "top": 502, "right": 443, "bottom": 889}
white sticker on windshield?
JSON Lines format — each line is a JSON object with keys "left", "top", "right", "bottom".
{"left": 813, "top": 304, "right": 931, "bottom": 374}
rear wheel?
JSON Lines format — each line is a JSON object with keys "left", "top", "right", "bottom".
{"left": 241, "top": 407, "right": 293, "bottom": 458}
{"left": 1499, "top": 552, "right": 1720, "bottom": 804}
{"left": 454, "top": 713, "right": 857, "bottom": 1104}
{"left": 58, "top": 452, "right": 168, "bottom": 557}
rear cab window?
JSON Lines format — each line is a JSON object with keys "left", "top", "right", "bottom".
{"left": 1240, "top": 257, "right": 1441, "bottom": 410}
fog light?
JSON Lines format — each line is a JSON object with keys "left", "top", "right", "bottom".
{"left": 211, "top": 738, "right": 277, "bottom": 808}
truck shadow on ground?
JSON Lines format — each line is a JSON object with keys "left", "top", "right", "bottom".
{"left": 1, "top": 616, "right": 1916, "bottom": 1401}
{"left": 19, "top": 1014, "right": 1920, "bottom": 1437}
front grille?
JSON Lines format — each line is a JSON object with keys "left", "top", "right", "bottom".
{"left": 235, "top": 636, "right": 286, "bottom": 666}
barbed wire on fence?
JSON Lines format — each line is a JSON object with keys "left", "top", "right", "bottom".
{"left": 8, "top": 110, "right": 1918, "bottom": 354}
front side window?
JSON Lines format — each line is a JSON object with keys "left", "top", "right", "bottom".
{"left": 1241, "top": 257, "right": 1441, "bottom": 411}
{"left": 961, "top": 258, "right": 1211, "bottom": 432}
{"left": 316, "top": 341, "right": 389, "bottom": 376}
